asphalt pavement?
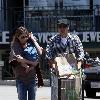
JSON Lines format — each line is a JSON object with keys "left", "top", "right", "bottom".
{"left": 0, "top": 85, "right": 51, "bottom": 100}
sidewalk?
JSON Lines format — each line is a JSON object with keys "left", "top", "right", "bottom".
{"left": 0, "top": 85, "right": 51, "bottom": 100}
{"left": 36, "top": 87, "right": 51, "bottom": 100}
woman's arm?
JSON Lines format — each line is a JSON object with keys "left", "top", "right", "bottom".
{"left": 16, "top": 55, "right": 38, "bottom": 67}
{"left": 29, "top": 32, "right": 42, "bottom": 55}
{"left": 11, "top": 41, "right": 38, "bottom": 67}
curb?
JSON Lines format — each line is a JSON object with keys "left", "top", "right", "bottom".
{"left": 0, "top": 79, "right": 50, "bottom": 86}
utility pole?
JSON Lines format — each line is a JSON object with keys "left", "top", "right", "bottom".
{"left": 23, "top": 0, "right": 25, "bottom": 27}
{"left": 60, "top": 0, "right": 63, "bottom": 9}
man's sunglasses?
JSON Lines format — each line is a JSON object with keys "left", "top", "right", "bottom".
{"left": 58, "top": 25, "right": 68, "bottom": 28}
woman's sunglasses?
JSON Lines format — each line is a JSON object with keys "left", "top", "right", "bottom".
{"left": 20, "top": 35, "right": 29, "bottom": 39}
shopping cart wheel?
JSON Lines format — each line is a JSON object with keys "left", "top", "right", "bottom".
{"left": 82, "top": 80, "right": 84, "bottom": 100}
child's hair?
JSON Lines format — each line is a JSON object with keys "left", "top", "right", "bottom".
{"left": 12, "top": 26, "right": 29, "bottom": 44}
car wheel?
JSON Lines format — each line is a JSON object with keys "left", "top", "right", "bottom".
{"left": 86, "top": 89, "right": 96, "bottom": 98}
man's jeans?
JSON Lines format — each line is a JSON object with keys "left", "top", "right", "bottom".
{"left": 16, "top": 79, "right": 37, "bottom": 100}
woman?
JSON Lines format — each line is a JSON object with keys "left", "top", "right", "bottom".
{"left": 9, "top": 26, "right": 43, "bottom": 100}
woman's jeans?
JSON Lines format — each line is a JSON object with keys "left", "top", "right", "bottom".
{"left": 16, "top": 79, "right": 37, "bottom": 100}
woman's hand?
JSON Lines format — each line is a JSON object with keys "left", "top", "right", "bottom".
{"left": 29, "top": 32, "right": 43, "bottom": 55}
{"left": 27, "top": 61, "right": 39, "bottom": 72}
{"left": 16, "top": 55, "right": 25, "bottom": 63}
{"left": 31, "top": 61, "right": 39, "bottom": 67}
{"left": 29, "top": 32, "right": 37, "bottom": 42}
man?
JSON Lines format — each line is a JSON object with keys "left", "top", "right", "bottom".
{"left": 46, "top": 19, "right": 84, "bottom": 72}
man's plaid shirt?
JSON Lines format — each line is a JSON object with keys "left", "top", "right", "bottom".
{"left": 46, "top": 33, "right": 84, "bottom": 61}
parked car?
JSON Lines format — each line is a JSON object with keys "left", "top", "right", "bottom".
{"left": 83, "top": 53, "right": 100, "bottom": 98}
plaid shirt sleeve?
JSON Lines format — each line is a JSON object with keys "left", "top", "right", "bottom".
{"left": 46, "top": 39, "right": 56, "bottom": 60}
{"left": 73, "top": 35, "right": 84, "bottom": 61}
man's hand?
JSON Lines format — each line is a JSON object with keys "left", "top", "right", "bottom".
{"left": 77, "top": 61, "right": 82, "bottom": 70}
{"left": 48, "top": 59, "right": 57, "bottom": 69}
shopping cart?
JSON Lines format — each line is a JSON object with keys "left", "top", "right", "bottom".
{"left": 51, "top": 70, "right": 83, "bottom": 100}
{"left": 51, "top": 54, "right": 84, "bottom": 100}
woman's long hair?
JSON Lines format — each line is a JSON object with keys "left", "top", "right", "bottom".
{"left": 11, "top": 26, "right": 29, "bottom": 45}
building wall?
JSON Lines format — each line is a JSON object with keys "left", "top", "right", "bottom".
{"left": 0, "top": 0, "right": 100, "bottom": 80}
